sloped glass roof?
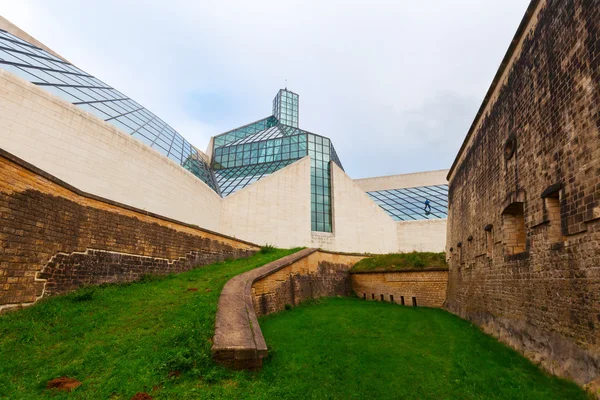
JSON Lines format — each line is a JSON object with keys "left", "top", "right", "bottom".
{"left": 0, "top": 29, "right": 218, "bottom": 192}
{"left": 367, "top": 184, "right": 448, "bottom": 221}
{"left": 214, "top": 159, "right": 297, "bottom": 196}
{"left": 213, "top": 116, "right": 278, "bottom": 148}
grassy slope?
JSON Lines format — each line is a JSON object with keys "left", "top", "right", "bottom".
{"left": 0, "top": 248, "right": 297, "bottom": 399}
{"left": 351, "top": 252, "right": 448, "bottom": 272}
{"left": 0, "top": 252, "right": 588, "bottom": 399}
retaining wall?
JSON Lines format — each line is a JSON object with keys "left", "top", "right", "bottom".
{"left": 212, "top": 249, "right": 365, "bottom": 370}
{"left": 351, "top": 269, "right": 448, "bottom": 308}
{"left": 0, "top": 149, "right": 259, "bottom": 312}
{"left": 252, "top": 251, "right": 366, "bottom": 317}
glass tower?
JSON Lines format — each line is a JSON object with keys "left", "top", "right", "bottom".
{"left": 212, "top": 89, "right": 343, "bottom": 232}
{"left": 272, "top": 89, "right": 299, "bottom": 127}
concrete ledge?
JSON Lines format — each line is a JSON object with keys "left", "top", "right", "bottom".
{"left": 212, "top": 248, "right": 318, "bottom": 370}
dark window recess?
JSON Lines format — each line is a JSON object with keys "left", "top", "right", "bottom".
{"left": 390, "top": 295, "right": 394, "bottom": 303}
{"left": 543, "top": 189, "right": 563, "bottom": 244}
{"left": 363, "top": 293, "right": 366, "bottom": 300}
{"left": 486, "top": 225, "right": 494, "bottom": 258}
{"left": 412, "top": 297, "right": 417, "bottom": 307}
{"left": 502, "top": 202, "right": 526, "bottom": 255}
{"left": 401, "top": 296, "right": 405, "bottom": 305}
{"left": 380, "top": 294, "right": 384, "bottom": 301}
{"left": 371, "top": 293, "right": 375, "bottom": 300}
{"left": 504, "top": 133, "right": 516, "bottom": 160}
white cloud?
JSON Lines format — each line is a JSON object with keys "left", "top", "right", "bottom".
{"left": 0, "top": 0, "right": 529, "bottom": 178}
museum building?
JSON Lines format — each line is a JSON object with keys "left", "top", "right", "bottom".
{"left": 0, "top": 15, "right": 447, "bottom": 254}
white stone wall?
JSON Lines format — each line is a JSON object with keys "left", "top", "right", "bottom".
{"left": 220, "top": 157, "right": 312, "bottom": 248}
{"left": 354, "top": 169, "right": 449, "bottom": 192}
{"left": 0, "top": 70, "right": 223, "bottom": 231}
{"left": 319, "top": 163, "right": 399, "bottom": 254}
{"left": 396, "top": 219, "right": 447, "bottom": 253}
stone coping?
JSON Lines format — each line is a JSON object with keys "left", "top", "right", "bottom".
{"left": 212, "top": 248, "right": 318, "bottom": 370}
{"left": 350, "top": 267, "right": 449, "bottom": 275}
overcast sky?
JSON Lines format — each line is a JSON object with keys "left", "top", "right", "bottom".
{"left": 1, "top": 0, "right": 529, "bottom": 178}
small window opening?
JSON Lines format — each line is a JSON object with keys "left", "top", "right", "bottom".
{"left": 545, "top": 193, "right": 563, "bottom": 244}
{"left": 485, "top": 224, "right": 494, "bottom": 258}
{"left": 390, "top": 295, "right": 394, "bottom": 303}
{"left": 412, "top": 297, "right": 417, "bottom": 307}
{"left": 363, "top": 293, "right": 366, "bottom": 300}
{"left": 371, "top": 293, "right": 375, "bottom": 300}
{"left": 502, "top": 202, "right": 526, "bottom": 255}
{"left": 400, "top": 296, "right": 405, "bottom": 305}
{"left": 380, "top": 294, "right": 384, "bottom": 301}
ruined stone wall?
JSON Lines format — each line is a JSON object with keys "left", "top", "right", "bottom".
{"left": 351, "top": 270, "right": 448, "bottom": 308}
{"left": 446, "top": 0, "right": 600, "bottom": 386}
{"left": 0, "top": 150, "right": 259, "bottom": 312}
{"left": 251, "top": 252, "right": 365, "bottom": 317}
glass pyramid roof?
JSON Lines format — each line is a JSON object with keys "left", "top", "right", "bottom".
{"left": 214, "top": 159, "right": 297, "bottom": 196}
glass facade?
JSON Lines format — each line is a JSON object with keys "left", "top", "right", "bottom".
{"left": 0, "top": 29, "right": 218, "bottom": 191}
{"left": 367, "top": 184, "right": 449, "bottom": 221}
{"left": 212, "top": 121, "right": 342, "bottom": 232}
{"left": 272, "top": 89, "right": 298, "bottom": 127}
{"left": 212, "top": 89, "right": 342, "bottom": 232}
{"left": 213, "top": 116, "right": 278, "bottom": 148}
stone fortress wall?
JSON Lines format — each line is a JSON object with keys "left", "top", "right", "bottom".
{"left": 0, "top": 149, "right": 258, "bottom": 312}
{"left": 351, "top": 269, "right": 448, "bottom": 308}
{"left": 445, "top": 0, "right": 600, "bottom": 386}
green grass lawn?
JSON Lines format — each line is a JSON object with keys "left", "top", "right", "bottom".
{"left": 351, "top": 252, "right": 447, "bottom": 272}
{"left": 0, "top": 249, "right": 588, "bottom": 399}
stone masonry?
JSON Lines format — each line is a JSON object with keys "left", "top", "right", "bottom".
{"left": 252, "top": 251, "right": 365, "bottom": 317}
{"left": 351, "top": 269, "right": 448, "bottom": 308}
{"left": 446, "top": 0, "right": 600, "bottom": 388}
{"left": 213, "top": 249, "right": 365, "bottom": 370}
{"left": 0, "top": 149, "right": 259, "bottom": 311}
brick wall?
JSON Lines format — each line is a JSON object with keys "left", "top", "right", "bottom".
{"left": 351, "top": 270, "right": 448, "bottom": 308}
{"left": 446, "top": 0, "right": 600, "bottom": 386}
{"left": 0, "top": 150, "right": 259, "bottom": 312}
{"left": 251, "top": 252, "right": 365, "bottom": 317}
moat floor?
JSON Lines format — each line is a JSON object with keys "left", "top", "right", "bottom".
{"left": 0, "top": 250, "right": 588, "bottom": 399}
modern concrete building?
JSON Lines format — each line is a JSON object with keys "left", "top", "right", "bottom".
{"left": 0, "top": 15, "right": 447, "bottom": 254}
